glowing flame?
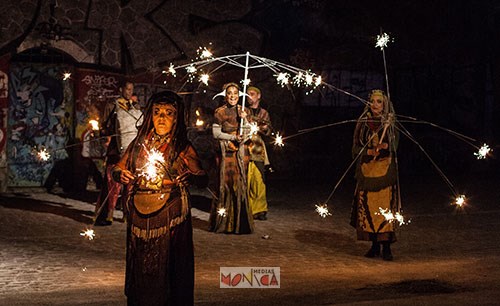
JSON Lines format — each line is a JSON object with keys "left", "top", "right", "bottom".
{"left": 196, "top": 119, "right": 204, "bottom": 126}
{"left": 217, "top": 207, "right": 227, "bottom": 217}
{"left": 249, "top": 122, "right": 259, "bottom": 135}
{"left": 139, "top": 146, "right": 166, "bottom": 182}
{"left": 276, "top": 72, "right": 290, "bottom": 87}
{"left": 199, "top": 73, "right": 210, "bottom": 85}
{"left": 376, "top": 32, "right": 392, "bottom": 50}
{"left": 186, "top": 65, "right": 197, "bottom": 74}
{"left": 241, "top": 78, "right": 251, "bottom": 86}
{"left": 376, "top": 208, "right": 409, "bottom": 226}
{"left": 197, "top": 46, "right": 213, "bottom": 60}
{"left": 454, "top": 195, "right": 466, "bottom": 207}
{"left": 305, "top": 73, "right": 314, "bottom": 86}
{"left": 37, "top": 148, "right": 51, "bottom": 161}
{"left": 274, "top": 133, "right": 284, "bottom": 147}
{"left": 163, "top": 63, "right": 176, "bottom": 77}
{"left": 315, "top": 204, "right": 332, "bottom": 218}
{"left": 474, "top": 144, "right": 491, "bottom": 159}
{"left": 314, "top": 75, "right": 322, "bottom": 87}
{"left": 89, "top": 119, "right": 99, "bottom": 131}
{"left": 62, "top": 72, "right": 72, "bottom": 80}
{"left": 80, "top": 228, "right": 95, "bottom": 240}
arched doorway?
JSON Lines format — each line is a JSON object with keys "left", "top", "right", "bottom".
{"left": 7, "top": 47, "right": 75, "bottom": 187}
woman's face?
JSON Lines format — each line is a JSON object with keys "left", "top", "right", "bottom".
{"left": 225, "top": 86, "right": 239, "bottom": 106}
{"left": 153, "top": 103, "right": 177, "bottom": 136}
{"left": 369, "top": 94, "right": 385, "bottom": 116}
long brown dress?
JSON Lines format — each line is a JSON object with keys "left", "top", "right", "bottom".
{"left": 115, "top": 131, "right": 205, "bottom": 305}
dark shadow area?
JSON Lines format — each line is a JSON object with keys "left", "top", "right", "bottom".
{"left": 0, "top": 195, "right": 94, "bottom": 224}
{"left": 294, "top": 229, "right": 360, "bottom": 256}
{"left": 190, "top": 194, "right": 212, "bottom": 213}
{"left": 356, "top": 279, "right": 464, "bottom": 295}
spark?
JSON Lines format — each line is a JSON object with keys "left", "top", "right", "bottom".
{"left": 375, "top": 32, "right": 392, "bottom": 50}
{"left": 274, "top": 132, "right": 284, "bottom": 147}
{"left": 376, "top": 208, "right": 409, "bottom": 226}
{"left": 217, "top": 207, "right": 227, "bottom": 217}
{"left": 315, "top": 204, "right": 332, "bottom": 218}
{"left": 199, "top": 73, "right": 210, "bottom": 85}
{"left": 89, "top": 119, "right": 99, "bottom": 130}
{"left": 197, "top": 46, "right": 213, "bottom": 60}
{"left": 454, "top": 195, "right": 466, "bottom": 207}
{"left": 305, "top": 72, "right": 314, "bottom": 86}
{"left": 474, "top": 144, "right": 491, "bottom": 159}
{"left": 276, "top": 72, "right": 290, "bottom": 87}
{"left": 36, "top": 148, "right": 51, "bottom": 161}
{"left": 186, "top": 65, "right": 197, "bottom": 82}
{"left": 196, "top": 119, "right": 204, "bottom": 126}
{"left": 62, "top": 72, "right": 72, "bottom": 80}
{"left": 80, "top": 228, "right": 95, "bottom": 240}
{"left": 241, "top": 78, "right": 251, "bottom": 86}
{"left": 163, "top": 63, "right": 176, "bottom": 77}
{"left": 249, "top": 122, "right": 259, "bottom": 135}
{"left": 314, "top": 75, "right": 322, "bottom": 87}
{"left": 139, "top": 146, "right": 166, "bottom": 182}
{"left": 293, "top": 72, "right": 304, "bottom": 86}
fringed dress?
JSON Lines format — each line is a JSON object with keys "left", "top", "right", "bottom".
{"left": 116, "top": 131, "right": 205, "bottom": 306}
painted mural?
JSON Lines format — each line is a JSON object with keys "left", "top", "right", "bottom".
{"left": 0, "top": 55, "right": 9, "bottom": 191}
{"left": 8, "top": 64, "right": 73, "bottom": 186}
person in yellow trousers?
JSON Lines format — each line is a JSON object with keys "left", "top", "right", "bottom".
{"left": 246, "top": 86, "right": 272, "bottom": 220}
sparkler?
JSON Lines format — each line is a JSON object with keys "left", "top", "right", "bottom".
{"left": 186, "top": 65, "right": 197, "bottom": 82}
{"left": 137, "top": 146, "right": 166, "bottom": 183}
{"left": 217, "top": 207, "right": 227, "bottom": 217}
{"left": 274, "top": 132, "right": 284, "bottom": 147}
{"left": 62, "top": 72, "right": 72, "bottom": 80}
{"left": 197, "top": 46, "right": 213, "bottom": 60}
{"left": 89, "top": 119, "right": 99, "bottom": 130}
{"left": 276, "top": 72, "right": 290, "bottom": 87}
{"left": 376, "top": 208, "right": 409, "bottom": 226}
{"left": 36, "top": 148, "right": 51, "bottom": 161}
{"left": 315, "top": 204, "right": 332, "bottom": 218}
{"left": 199, "top": 73, "right": 210, "bottom": 86}
{"left": 249, "top": 122, "right": 259, "bottom": 135}
{"left": 375, "top": 32, "right": 392, "bottom": 50}
{"left": 474, "top": 143, "right": 491, "bottom": 159}
{"left": 80, "top": 228, "right": 95, "bottom": 240}
{"left": 241, "top": 78, "right": 251, "bottom": 86}
{"left": 454, "top": 195, "right": 466, "bottom": 207}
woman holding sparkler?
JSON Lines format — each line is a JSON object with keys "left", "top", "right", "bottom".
{"left": 209, "top": 82, "right": 254, "bottom": 234}
{"left": 350, "top": 89, "right": 399, "bottom": 261}
{"left": 112, "top": 91, "right": 207, "bottom": 305}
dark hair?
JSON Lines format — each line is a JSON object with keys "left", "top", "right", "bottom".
{"left": 132, "top": 90, "right": 188, "bottom": 169}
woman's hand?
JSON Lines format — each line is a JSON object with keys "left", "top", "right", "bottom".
{"left": 376, "top": 142, "right": 389, "bottom": 150}
{"left": 240, "top": 109, "right": 247, "bottom": 119}
{"left": 174, "top": 171, "right": 193, "bottom": 187}
{"left": 367, "top": 149, "right": 380, "bottom": 157}
{"left": 119, "top": 169, "right": 135, "bottom": 184}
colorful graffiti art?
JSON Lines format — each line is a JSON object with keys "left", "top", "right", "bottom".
{"left": 8, "top": 64, "right": 73, "bottom": 187}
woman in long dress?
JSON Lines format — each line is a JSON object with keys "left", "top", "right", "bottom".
{"left": 112, "top": 91, "right": 207, "bottom": 305}
{"left": 350, "top": 89, "right": 399, "bottom": 261}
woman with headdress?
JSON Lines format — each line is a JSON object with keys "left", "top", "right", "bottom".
{"left": 112, "top": 91, "right": 207, "bottom": 305}
{"left": 209, "top": 82, "right": 254, "bottom": 234}
{"left": 350, "top": 89, "right": 399, "bottom": 261}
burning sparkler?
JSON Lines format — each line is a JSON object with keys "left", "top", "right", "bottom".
{"left": 89, "top": 119, "right": 99, "bottom": 131}
{"left": 274, "top": 132, "right": 284, "bottom": 147}
{"left": 80, "top": 228, "right": 95, "bottom": 240}
{"left": 376, "top": 208, "right": 409, "bottom": 226}
{"left": 197, "top": 46, "right": 213, "bottom": 60}
{"left": 375, "top": 32, "right": 392, "bottom": 50}
{"left": 199, "top": 73, "right": 210, "bottom": 86}
{"left": 454, "top": 195, "right": 466, "bottom": 207}
{"left": 276, "top": 72, "right": 290, "bottom": 87}
{"left": 36, "top": 148, "right": 51, "bottom": 161}
{"left": 241, "top": 78, "right": 251, "bottom": 86}
{"left": 138, "top": 146, "right": 166, "bottom": 182}
{"left": 217, "top": 207, "right": 227, "bottom": 217}
{"left": 62, "top": 72, "right": 72, "bottom": 80}
{"left": 315, "top": 204, "right": 332, "bottom": 218}
{"left": 249, "top": 122, "right": 259, "bottom": 135}
{"left": 474, "top": 143, "right": 491, "bottom": 159}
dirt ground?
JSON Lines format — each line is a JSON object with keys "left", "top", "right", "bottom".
{"left": 1, "top": 168, "right": 499, "bottom": 305}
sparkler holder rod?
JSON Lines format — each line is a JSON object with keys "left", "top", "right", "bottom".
{"left": 239, "top": 52, "right": 250, "bottom": 135}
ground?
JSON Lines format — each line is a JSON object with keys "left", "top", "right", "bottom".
{"left": 0, "top": 170, "right": 499, "bottom": 305}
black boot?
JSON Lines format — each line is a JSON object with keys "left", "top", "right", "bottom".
{"left": 382, "top": 242, "right": 393, "bottom": 261}
{"left": 364, "top": 241, "right": 380, "bottom": 258}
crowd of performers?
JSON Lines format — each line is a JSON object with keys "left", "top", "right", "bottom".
{"left": 54, "top": 81, "right": 396, "bottom": 304}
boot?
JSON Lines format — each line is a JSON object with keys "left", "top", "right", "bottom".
{"left": 382, "top": 242, "right": 393, "bottom": 261}
{"left": 364, "top": 241, "right": 380, "bottom": 258}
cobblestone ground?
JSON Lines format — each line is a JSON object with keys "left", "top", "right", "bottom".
{"left": 1, "top": 173, "right": 500, "bottom": 305}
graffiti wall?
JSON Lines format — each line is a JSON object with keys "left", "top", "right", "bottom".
{"left": 74, "top": 70, "right": 122, "bottom": 140}
{"left": 0, "top": 55, "right": 9, "bottom": 191}
{"left": 8, "top": 63, "right": 73, "bottom": 186}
